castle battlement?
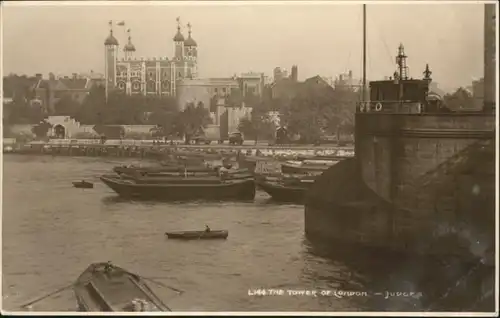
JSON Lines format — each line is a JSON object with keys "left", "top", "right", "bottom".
{"left": 104, "top": 18, "right": 198, "bottom": 98}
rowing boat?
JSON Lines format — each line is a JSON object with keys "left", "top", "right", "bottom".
{"left": 165, "top": 230, "right": 229, "bottom": 240}
{"left": 73, "top": 262, "right": 171, "bottom": 312}
{"left": 73, "top": 181, "right": 94, "bottom": 189}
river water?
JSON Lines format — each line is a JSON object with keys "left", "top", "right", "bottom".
{"left": 1, "top": 155, "right": 493, "bottom": 312}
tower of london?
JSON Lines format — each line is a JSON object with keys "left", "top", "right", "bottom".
{"left": 104, "top": 18, "right": 198, "bottom": 98}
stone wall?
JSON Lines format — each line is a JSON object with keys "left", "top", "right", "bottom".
{"left": 6, "top": 121, "right": 158, "bottom": 139}
{"left": 306, "top": 113, "right": 496, "bottom": 260}
{"left": 355, "top": 113, "right": 496, "bottom": 205}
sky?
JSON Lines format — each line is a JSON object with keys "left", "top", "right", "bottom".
{"left": 1, "top": 1, "right": 492, "bottom": 92}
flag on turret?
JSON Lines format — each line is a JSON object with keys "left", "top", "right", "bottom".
{"left": 117, "top": 21, "right": 125, "bottom": 26}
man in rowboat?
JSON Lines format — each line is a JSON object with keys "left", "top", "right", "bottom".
{"left": 205, "top": 224, "right": 211, "bottom": 233}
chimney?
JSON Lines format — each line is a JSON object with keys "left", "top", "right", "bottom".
{"left": 72, "top": 73, "right": 78, "bottom": 80}
{"left": 291, "top": 65, "right": 298, "bottom": 82}
{"left": 35, "top": 73, "right": 43, "bottom": 80}
{"left": 273, "top": 67, "right": 283, "bottom": 82}
{"left": 49, "top": 73, "right": 55, "bottom": 81}
{"left": 348, "top": 70, "right": 353, "bottom": 79}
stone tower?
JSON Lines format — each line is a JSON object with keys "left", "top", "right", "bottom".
{"left": 173, "top": 17, "right": 186, "bottom": 79}
{"left": 183, "top": 22, "right": 198, "bottom": 79}
{"left": 104, "top": 20, "right": 119, "bottom": 101}
{"left": 123, "top": 29, "right": 136, "bottom": 60}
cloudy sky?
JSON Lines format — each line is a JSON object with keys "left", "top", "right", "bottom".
{"left": 1, "top": 1, "right": 490, "bottom": 92}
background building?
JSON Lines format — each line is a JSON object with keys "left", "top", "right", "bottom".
{"left": 34, "top": 73, "right": 100, "bottom": 113}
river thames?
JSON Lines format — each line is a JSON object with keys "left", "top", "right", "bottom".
{"left": 2, "top": 155, "right": 491, "bottom": 312}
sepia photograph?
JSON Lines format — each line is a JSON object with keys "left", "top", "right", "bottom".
{"left": 0, "top": 0, "right": 498, "bottom": 314}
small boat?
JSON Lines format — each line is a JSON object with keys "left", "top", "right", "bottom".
{"left": 73, "top": 180, "right": 94, "bottom": 189}
{"left": 73, "top": 262, "right": 171, "bottom": 312}
{"left": 100, "top": 175, "right": 256, "bottom": 201}
{"left": 257, "top": 176, "right": 316, "bottom": 203}
{"left": 165, "top": 230, "right": 228, "bottom": 240}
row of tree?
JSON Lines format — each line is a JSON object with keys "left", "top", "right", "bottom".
{"left": 4, "top": 84, "right": 213, "bottom": 143}
{"left": 238, "top": 83, "right": 358, "bottom": 144}
{"left": 2, "top": 80, "right": 360, "bottom": 144}
{"left": 442, "top": 87, "right": 476, "bottom": 111}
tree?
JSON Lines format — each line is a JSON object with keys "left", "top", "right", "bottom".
{"left": 281, "top": 84, "right": 335, "bottom": 143}
{"left": 74, "top": 85, "right": 179, "bottom": 125}
{"left": 238, "top": 101, "right": 276, "bottom": 144}
{"left": 54, "top": 95, "right": 80, "bottom": 117}
{"left": 282, "top": 96, "right": 323, "bottom": 143}
{"left": 443, "top": 87, "right": 475, "bottom": 111}
{"left": 146, "top": 96, "right": 179, "bottom": 139}
{"left": 7, "top": 97, "right": 45, "bottom": 125}
{"left": 322, "top": 85, "right": 359, "bottom": 139}
{"left": 2, "top": 74, "right": 43, "bottom": 124}
{"left": 73, "top": 85, "right": 106, "bottom": 124}
{"left": 174, "top": 102, "right": 212, "bottom": 144}
{"left": 31, "top": 120, "right": 53, "bottom": 139}
{"left": 3, "top": 74, "right": 38, "bottom": 102}
{"left": 280, "top": 82, "right": 359, "bottom": 143}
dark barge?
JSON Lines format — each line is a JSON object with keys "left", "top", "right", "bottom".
{"left": 100, "top": 174, "right": 256, "bottom": 201}
{"left": 257, "top": 175, "right": 316, "bottom": 203}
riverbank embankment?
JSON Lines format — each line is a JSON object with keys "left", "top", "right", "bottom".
{"left": 3, "top": 138, "right": 355, "bottom": 162}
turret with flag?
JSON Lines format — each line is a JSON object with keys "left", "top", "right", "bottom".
{"left": 116, "top": 21, "right": 127, "bottom": 57}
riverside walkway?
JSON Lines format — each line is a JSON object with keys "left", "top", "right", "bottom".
{"left": 3, "top": 138, "right": 355, "bottom": 159}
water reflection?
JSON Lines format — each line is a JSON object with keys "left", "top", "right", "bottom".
{"left": 100, "top": 195, "right": 257, "bottom": 205}
{"left": 302, "top": 238, "right": 494, "bottom": 311}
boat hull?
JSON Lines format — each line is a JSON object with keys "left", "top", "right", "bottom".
{"left": 73, "top": 262, "right": 170, "bottom": 312}
{"left": 165, "top": 230, "right": 228, "bottom": 240}
{"left": 100, "top": 175, "right": 256, "bottom": 201}
{"left": 281, "top": 163, "right": 329, "bottom": 175}
{"left": 73, "top": 182, "right": 94, "bottom": 189}
{"left": 257, "top": 180, "right": 308, "bottom": 203}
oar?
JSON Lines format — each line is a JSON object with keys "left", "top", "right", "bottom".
{"left": 119, "top": 268, "right": 184, "bottom": 294}
{"left": 137, "top": 275, "right": 184, "bottom": 294}
{"left": 197, "top": 231, "right": 207, "bottom": 240}
{"left": 20, "top": 282, "right": 75, "bottom": 309}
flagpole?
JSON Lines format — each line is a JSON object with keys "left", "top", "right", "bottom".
{"left": 122, "top": 25, "right": 127, "bottom": 58}
{"left": 116, "top": 21, "right": 126, "bottom": 59}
